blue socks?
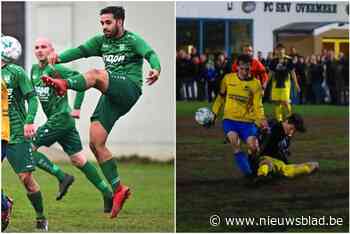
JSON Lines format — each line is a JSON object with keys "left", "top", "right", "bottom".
{"left": 234, "top": 151, "right": 252, "bottom": 176}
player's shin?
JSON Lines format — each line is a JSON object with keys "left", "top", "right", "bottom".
{"left": 33, "top": 151, "right": 66, "bottom": 182}
{"left": 27, "top": 191, "right": 45, "bottom": 219}
{"left": 78, "top": 161, "right": 113, "bottom": 198}
{"left": 234, "top": 151, "right": 253, "bottom": 176}
{"left": 100, "top": 159, "right": 120, "bottom": 192}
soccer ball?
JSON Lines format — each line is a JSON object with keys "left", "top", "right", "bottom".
{"left": 1, "top": 36, "right": 22, "bottom": 63}
{"left": 195, "top": 107, "right": 214, "bottom": 126}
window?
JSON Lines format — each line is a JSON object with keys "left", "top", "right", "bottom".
{"left": 176, "top": 20, "right": 199, "bottom": 54}
{"left": 203, "top": 21, "right": 225, "bottom": 55}
{"left": 229, "top": 20, "right": 253, "bottom": 56}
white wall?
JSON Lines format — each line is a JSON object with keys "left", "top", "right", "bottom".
{"left": 26, "top": 1, "right": 175, "bottom": 160}
{"left": 176, "top": 1, "right": 349, "bottom": 55}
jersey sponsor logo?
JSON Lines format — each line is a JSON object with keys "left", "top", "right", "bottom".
{"left": 6, "top": 88, "right": 14, "bottom": 104}
{"left": 103, "top": 54, "right": 125, "bottom": 64}
{"left": 35, "top": 86, "right": 50, "bottom": 101}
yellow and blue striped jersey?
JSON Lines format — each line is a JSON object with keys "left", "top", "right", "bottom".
{"left": 212, "top": 73, "right": 265, "bottom": 124}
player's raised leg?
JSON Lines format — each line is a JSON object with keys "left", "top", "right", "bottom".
{"left": 89, "top": 121, "right": 130, "bottom": 218}
{"left": 42, "top": 68, "right": 109, "bottom": 96}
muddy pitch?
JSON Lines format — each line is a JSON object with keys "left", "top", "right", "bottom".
{"left": 176, "top": 116, "right": 349, "bottom": 232}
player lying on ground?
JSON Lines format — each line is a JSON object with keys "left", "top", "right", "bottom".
{"left": 1, "top": 80, "right": 13, "bottom": 232}
{"left": 210, "top": 54, "right": 268, "bottom": 177}
{"left": 268, "top": 43, "right": 300, "bottom": 121}
{"left": 252, "top": 113, "right": 319, "bottom": 179}
{"left": 1, "top": 35, "right": 48, "bottom": 231}
{"left": 31, "top": 37, "right": 115, "bottom": 211}
{"left": 41, "top": 6, "right": 161, "bottom": 218}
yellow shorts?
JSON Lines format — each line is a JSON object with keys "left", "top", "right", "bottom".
{"left": 271, "top": 79, "right": 291, "bottom": 102}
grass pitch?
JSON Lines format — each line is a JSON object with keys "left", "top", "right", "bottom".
{"left": 2, "top": 160, "right": 174, "bottom": 232}
{"left": 176, "top": 101, "right": 349, "bottom": 232}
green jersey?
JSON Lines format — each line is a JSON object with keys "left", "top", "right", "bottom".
{"left": 1, "top": 63, "right": 37, "bottom": 143}
{"left": 30, "top": 63, "right": 85, "bottom": 130}
{"left": 59, "top": 31, "right": 161, "bottom": 88}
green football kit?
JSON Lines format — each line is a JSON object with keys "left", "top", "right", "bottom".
{"left": 58, "top": 31, "right": 161, "bottom": 133}
{"left": 30, "top": 63, "right": 113, "bottom": 200}
{"left": 31, "top": 63, "right": 84, "bottom": 156}
{"left": 2, "top": 63, "right": 38, "bottom": 173}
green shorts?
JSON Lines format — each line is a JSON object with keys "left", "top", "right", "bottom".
{"left": 91, "top": 73, "right": 141, "bottom": 133}
{"left": 7, "top": 142, "right": 35, "bottom": 174}
{"left": 33, "top": 123, "right": 83, "bottom": 156}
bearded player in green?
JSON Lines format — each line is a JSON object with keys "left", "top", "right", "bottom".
{"left": 31, "top": 37, "right": 115, "bottom": 212}
{"left": 42, "top": 6, "right": 161, "bottom": 218}
{"left": 1, "top": 36, "right": 48, "bottom": 231}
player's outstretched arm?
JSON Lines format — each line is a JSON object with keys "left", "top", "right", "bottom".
{"left": 49, "top": 35, "right": 103, "bottom": 64}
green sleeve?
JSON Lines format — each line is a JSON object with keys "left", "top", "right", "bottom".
{"left": 133, "top": 34, "right": 161, "bottom": 71}
{"left": 17, "top": 67, "right": 38, "bottom": 124}
{"left": 26, "top": 94, "right": 38, "bottom": 124}
{"left": 59, "top": 35, "right": 104, "bottom": 63}
{"left": 73, "top": 91, "right": 85, "bottom": 109}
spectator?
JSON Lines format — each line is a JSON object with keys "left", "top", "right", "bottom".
{"left": 197, "top": 54, "right": 207, "bottom": 101}
{"left": 183, "top": 53, "right": 195, "bottom": 100}
{"left": 295, "top": 56, "right": 307, "bottom": 104}
{"left": 215, "top": 53, "right": 227, "bottom": 97}
{"left": 257, "top": 51, "right": 266, "bottom": 66}
{"left": 190, "top": 47, "right": 198, "bottom": 59}
{"left": 309, "top": 55, "right": 324, "bottom": 104}
{"left": 176, "top": 50, "right": 192, "bottom": 100}
{"left": 204, "top": 54, "right": 217, "bottom": 102}
{"left": 289, "top": 47, "right": 299, "bottom": 58}
{"left": 325, "top": 50, "right": 339, "bottom": 104}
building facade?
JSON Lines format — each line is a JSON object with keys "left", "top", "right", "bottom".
{"left": 176, "top": 1, "right": 349, "bottom": 57}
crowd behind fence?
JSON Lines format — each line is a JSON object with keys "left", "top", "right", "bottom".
{"left": 176, "top": 47, "right": 349, "bottom": 105}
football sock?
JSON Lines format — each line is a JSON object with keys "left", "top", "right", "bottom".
{"left": 33, "top": 151, "right": 65, "bottom": 182}
{"left": 257, "top": 164, "right": 269, "bottom": 176}
{"left": 274, "top": 104, "right": 283, "bottom": 121}
{"left": 66, "top": 74, "right": 87, "bottom": 91}
{"left": 78, "top": 161, "right": 113, "bottom": 198}
{"left": 234, "top": 151, "right": 252, "bottom": 176}
{"left": 27, "top": 191, "right": 45, "bottom": 219}
{"left": 100, "top": 159, "right": 120, "bottom": 192}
